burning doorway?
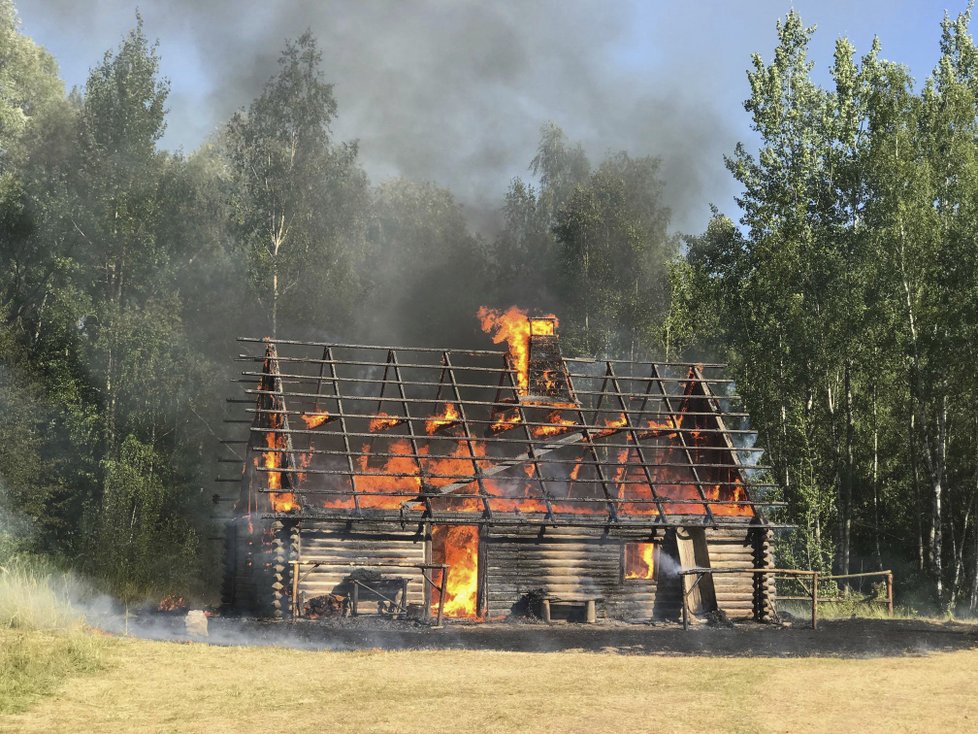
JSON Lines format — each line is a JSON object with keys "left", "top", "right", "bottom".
{"left": 431, "top": 525, "right": 480, "bottom": 619}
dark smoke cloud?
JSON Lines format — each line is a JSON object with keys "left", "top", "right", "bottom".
{"left": 19, "top": 0, "right": 743, "bottom": 234}
{"left": 18, "top": 1, "right": 956, "bottom": 234}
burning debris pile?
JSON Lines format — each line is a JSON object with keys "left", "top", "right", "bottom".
{"left": 219, "top": 308, "right": 777, "bottom": 625}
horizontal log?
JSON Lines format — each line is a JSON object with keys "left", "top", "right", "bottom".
{"left": 299, "top": 552, "right": 426, "bottom": 562}
{"left": 300, "top": 545, "right": 425, "bottom": 553}
{"left": 487, "top": 544, "right": 620, "bottom": 554}
{"left": 485, "top": 564, "right": 621, "bottom": 573}
{"left": 485, "top": 589, "right": 621, "bottom": 599}
{"left": 485, "top": 556, "right": 620, "bottom": 565}
{"left": 485, "top": 583, "right": 621, "bottom": 594}
{"left": 485, "top": 571, "right": 620, "bottom": 582}
{"left": 300, "top": 541, "right": 424, "bottom": 551}
{"left": 714, "top": 588, "right": 754, "bottom": 599}
{"left": 302, "top": 532, "right": 425, "bottom": 541}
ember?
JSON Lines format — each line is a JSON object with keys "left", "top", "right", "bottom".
{"left": 158, "top": 595, "right": 187, "bottom": 613}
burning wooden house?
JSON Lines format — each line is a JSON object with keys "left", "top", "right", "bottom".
{"left": 220, "top": 308, "right": 779, "bottom": 624}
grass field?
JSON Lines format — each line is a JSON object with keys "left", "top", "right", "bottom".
{"left": 1, "top": 628, "right": 977, "bottom": 734}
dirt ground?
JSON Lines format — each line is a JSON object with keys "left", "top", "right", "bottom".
{"left": 196, "top": 615, "right": 978, "bottom": 657}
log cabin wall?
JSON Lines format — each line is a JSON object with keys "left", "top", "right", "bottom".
{"left": 296, "top": 521, "right": 428, "bottom": 611}
{"left": 483, "top": 526, "right": 648, "bottom": 620}
{"left": 225, "top": 517, "right": 774, "bottom": 622}
{"left": 482, "top": 521, "right": 768, "bottom": 622}
{"left": 706, "top": 525, "right": 775, "bottom": 620}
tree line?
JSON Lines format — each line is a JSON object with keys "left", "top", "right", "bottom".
{"left": 1, "top": 1, "right": 976, "bottom": 613}
{"left": 0, "top": 4, "right": 676, "bottom": 600}
{"left": 673, "top": 9, "right": 978, "bottom": 612}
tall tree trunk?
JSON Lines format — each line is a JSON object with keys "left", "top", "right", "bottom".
{"left": 918, "top": 396, "right": 947, "bottom": 607}
{"left": 910, "top": 412, "right": 925, "bottom": 571}
{"left": 872, "top": 382, "right": 882, "bottom": 569}
{"left": 841, "top": 362, "right": 855, "bottom": 575}
{"left": 949, "top": 495, "right": 972, "bottom": 612}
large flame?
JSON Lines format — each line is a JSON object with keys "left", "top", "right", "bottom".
{"left": 263, "top": 414, "right": 296, "bottom": 512}
{"left": 624, "top": 542, "right": 655, "bottom": 579}
{"left": 477, "top": 306, "right": 557, "bottom": 394}
{"left": 431, "top": 524, "right": 480, "bottom": 619}
{"left": 285, "top": 321, "right": 752, "bottom": 521}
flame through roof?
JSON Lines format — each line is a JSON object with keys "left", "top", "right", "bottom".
{"left": 229, "top": 335, "right": 777, "bottom": 528}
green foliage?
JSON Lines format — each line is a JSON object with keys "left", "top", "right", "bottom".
{"left": 492, "top": 122, "right": 678, "bottom": 360}
{"left": 552, "top": 151, "right": 677, "bottom": 357}
{"left": 91, "top": 435, "right": 199, "bottom": 601}
{"left": 223, "top": 31, "right": 368, "bottom": 336}
{"left": 676, "top": 8, "right": 978, "bottom": 610}
{"left": 0, "top": 0, "right": 62, "bottom": 161}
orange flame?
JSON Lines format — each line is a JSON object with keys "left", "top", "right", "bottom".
{"left": 425, "top": 403, "right": 461, "bottom": 435}
{"left": 624, "top": 542, "right": 655, "bottom": 579}
{"left": 541, "top": 369, "right": 559, "bottom": 392}
{"left": 351, "top": 439, "right": 422, "bottom": 509}
{"left": 300, "top": 411, "right": 330, "bottom": 429}
{"left": 263, "top": 429, "right": 295, "bottom": 512}
{"left": 569, "top": 460, "right": 583, "bottom": 481}
{"left": 477, "top": 306, "right": 557, "bottom": 394}
{"left": 595, "top": 412, "right": 628, "bottom": 438}
{"left": 490, "top": 408, "right": 522, "bottom": 433}
{"left": 531, "top": 409, "right": 576, "bottom": 438}
{"left": 432, "top": 525, "right": 480, "bottom": 619}
{"left": 369, "top": 412, "right": 403, "bottom": 432}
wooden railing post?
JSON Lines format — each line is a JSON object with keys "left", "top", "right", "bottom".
{"left": 682, "top": 576, "right": 690, "bottom": 630}
{"left": 436, "top": 566, "right": 448, "bottom": 627}
{"left": 887, "top": 572, "right": 894, "bottom": 616}
{"left": 290, "top": 559, "right": 300, "bottom": 620}
{"left": 811, "top": 571, "right": 819, "bottom": 630}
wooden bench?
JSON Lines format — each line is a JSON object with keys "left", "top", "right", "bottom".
{"left": 541, "top": 596, "right": 600, "bottom": 624}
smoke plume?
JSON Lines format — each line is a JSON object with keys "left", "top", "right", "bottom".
{"left": 19, "top": 0, "right": 739, "bottom": 235}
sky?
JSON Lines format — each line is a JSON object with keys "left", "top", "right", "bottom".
{"left": 15, "top": 0, "right": 970, "bottom": 236}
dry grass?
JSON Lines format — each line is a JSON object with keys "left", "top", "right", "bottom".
{"left": 0, "top": 556, "right": 108, "bottom": 714}
{"left": 0, "top": 556, "right": 87, "bottom": 631}
{"left": 1, "top": 630, "right": 977, "bottom": 734}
